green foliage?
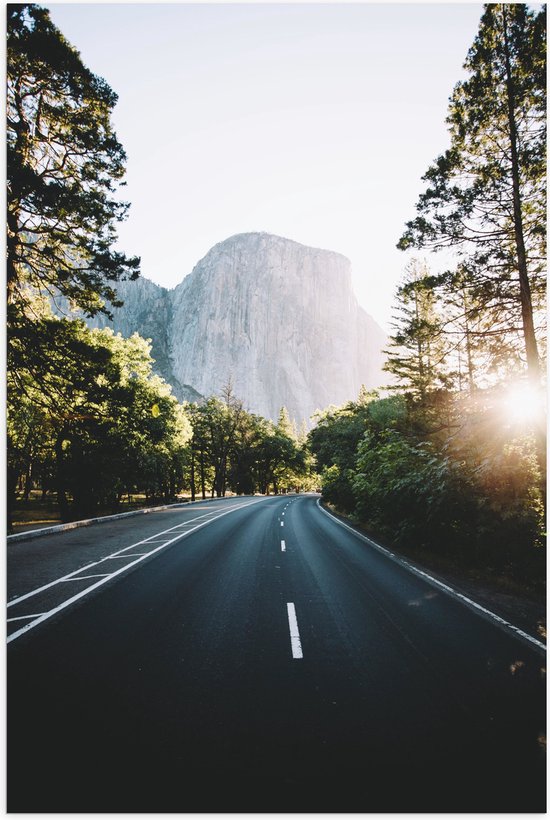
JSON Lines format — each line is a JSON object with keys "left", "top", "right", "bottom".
{"left": 384, "top": 259, "right": 451, "bottom": 400}
{"left": 366, "top": 395, "right": 407, "bottom": 429}
{"left": 7, "top": 3, "right": 140, "bottom": 317}
{"left": 308, "top": 396, "right": 373, "bottom": 513}
{"left": 5, "top": 7, "right": 312, "bottom": 528}
{"left": 7, "top": 314, "right": 191, "bottom": 525}
{"left": 6, "top": 4, "right": 147, "bottom": 529}
{"left": 398, "top": 4, "right": 546, "bottom": 382}
{"left": 308, "top": 383, "right": 545, "bottom": 582}
{"left": 305, "top": 7, "right": 547, "bottom": 585}
{"left": 353, "top": 429, "right": 477, "bottom": 553}
{"left": 474, "top": 438, "right": 544, "bottom": 564}
{"left": 187, "top": 396, "right": 310, "bottom": 499}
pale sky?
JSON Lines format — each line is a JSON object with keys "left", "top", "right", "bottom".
{"left": 48, "top": 2, "right": 485, "bottom": 331}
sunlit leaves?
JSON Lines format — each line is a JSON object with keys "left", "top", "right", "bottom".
{"left": 7, "top": 311, "right": 192, "bottom": 522}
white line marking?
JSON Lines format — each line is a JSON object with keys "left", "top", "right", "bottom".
{"left": 7, "top": 504, "right": 256, "bottom": 610}
{"left": 280, "top": 521, "right": 284, "bottom": 527}
{"left": 281, "top": 540, "right": 286, "bottom": 552}
{"left": 7, "top": 613, "right": 47, "bottom": 623}
{"left": 60, "top": 574, "right": 110, "bottom": 581}
{"left": 7, "top": 498, "right": 270, "bottom": 644}
{"left": 287, "top": 602, "right": 303, "bottom": 659}
{"left": 316, "top": 499, "right": 546, "bottom": 653}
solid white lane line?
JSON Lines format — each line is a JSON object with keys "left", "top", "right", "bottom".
{"left": 60, "top": 574, "right": 110, "bottom": 581}
{"left": 281, "top": 540, "right": 286, "bottom": 552}
{"left": 316, "top": 498, "right": 546, "bottom": 653}
{"left": 7, "top": 497, "right": 270, "bottom": 644}
{"left": 287, "top": 603, "right": 303, "bottom": 659}
{"left": 8, "top": 499, "right": 265, "bottom": 611}
{"left": 7, "top": 613, "right": 47, "bottom": 623}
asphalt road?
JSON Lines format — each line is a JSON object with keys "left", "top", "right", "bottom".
{"left": 7, "top": 494, "right": 546, "bottom": 812}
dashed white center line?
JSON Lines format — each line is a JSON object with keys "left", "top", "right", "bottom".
{"left": 280, "top": 521, "right": 284, "bottom": 527}
{"left": 286, "top": 602, "right": 303, "bottom": 659}
{"left": 281, "top": 540, "right": 286, "bottom": 552}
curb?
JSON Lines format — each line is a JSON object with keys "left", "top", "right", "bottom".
{"left": 7, "top": 496, "right": 223, "bottom": 544}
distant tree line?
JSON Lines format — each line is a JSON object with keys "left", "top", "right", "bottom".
{"left": 7, "top": 308, "right": 315, "bottom": 529}
{"left": 186, "top": 398, "right": 314, "bottom": 500}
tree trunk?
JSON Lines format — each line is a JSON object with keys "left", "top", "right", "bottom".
{"left": 190, "top": 445, "right": 196, "bottom": 502}
{"left": 23, "top": 460, "right": 32, "bottom": 502}
{"left": 501, "top": 6, "right": 545, "bottom": 509}
{"left": 502, "top": 5, "right": 540, "bottom": 386}
{"left": 199, "top": 452, "right": 206, "bottom": 500}
{"left": 7, "top": 460, "right": 19, "bottom": 535}
{"left": 54, "top": 430, "right": 70, "bottom": 523}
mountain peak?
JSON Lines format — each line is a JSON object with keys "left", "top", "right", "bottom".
{"left": 83, "top": 233, "right": 387, "bottom": 422}
{"left": 197, "top": 232, "right": 352, "bottom": 270}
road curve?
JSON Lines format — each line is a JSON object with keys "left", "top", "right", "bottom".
{"left": 8, "top": 494, "right": 546, "bottom": 812}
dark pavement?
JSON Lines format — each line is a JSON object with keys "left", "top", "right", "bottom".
{"left": 7, "top": 494, "right": 546, "bottom": 812}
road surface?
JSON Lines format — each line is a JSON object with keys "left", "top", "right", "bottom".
{"left": 7, "top": 494, "right": 546, "bottom": 812}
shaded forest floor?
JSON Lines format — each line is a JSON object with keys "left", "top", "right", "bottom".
{"left": 324, "top": 503, "right": 546, "bottom": 646}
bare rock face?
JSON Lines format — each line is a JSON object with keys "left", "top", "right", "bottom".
{"left": 169, "top": 233, "right": 386, "bottom": 421}
{"left": 85, "top": 276, "right": 175, "bottom": 388}
{"left": 82, "top": 233, "right": 387, "bottom": 422}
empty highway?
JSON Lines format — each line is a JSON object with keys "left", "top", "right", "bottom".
{"left": 7, "top": 494, "right": 546, "bottom": 812}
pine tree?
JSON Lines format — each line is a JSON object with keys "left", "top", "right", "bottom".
{"left": 399, "top": 4, "right": 546, "bottom": 386}
{"left": 384, "top": 260, "right": 449, "bottom": 402}
{"left": 277, "top": 406, "right": 297, "bottom": 441}
{"left": 7, "top": 4, "right": 140, "bottom": 318}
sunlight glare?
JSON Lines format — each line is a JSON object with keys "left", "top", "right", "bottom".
{"left": 503, "top": 383, "right": 544, "bottom": 425}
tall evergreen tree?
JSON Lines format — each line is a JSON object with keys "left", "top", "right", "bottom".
{"left": 398, "top": 4, "right": 546, "bottom": 386}
{"left": 277, "top": 406, "right": 297, "bottom": 441}
{"left": 384, "top": 260, "right": 449, "bottom": 401}
{"left": 7, "top": 3, "right": 140, "bottom": 318}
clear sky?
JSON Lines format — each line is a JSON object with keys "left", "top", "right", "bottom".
{"left": 48, "top": 2, "right": 485, "bottom": 331}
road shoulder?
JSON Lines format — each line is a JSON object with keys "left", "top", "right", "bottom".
{"left": 318, "top": 499, "right": 546, "bottom": 648}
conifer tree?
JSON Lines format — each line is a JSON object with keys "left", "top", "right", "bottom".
{"left": 384, "top": 260, "right": 449, "bottom": 401}
{"left": 399, "top": 4, "right": 546, "bottom": 385}
{"left": 7, "top": 4, "right": 140, "bottom": 318}
{"left": 277, "top": 406, "right": 297, "bottom": 441}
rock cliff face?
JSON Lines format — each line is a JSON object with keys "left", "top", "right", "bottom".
{"left": 84, "top": 233, "right": 387, "bottom": 423}
{"left": 86, "top": 276, "right": 175, "bottom": 388}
